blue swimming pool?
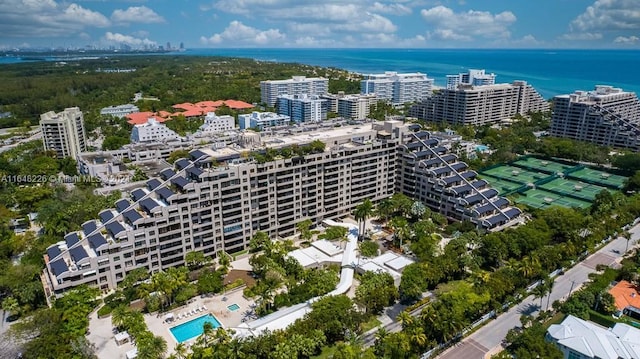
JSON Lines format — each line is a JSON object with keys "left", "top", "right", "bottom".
{"left": 169, "top": 314, "right": 222, "bottom": 343}
{"left": 227, "top": 303, "right": 240, "bottom": 311}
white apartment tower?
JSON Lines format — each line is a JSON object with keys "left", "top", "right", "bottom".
{"left": 409, "top": 81, "right": 549, "bottom": 126}
{"left": 337, "top": 94, "right": 378, "bottom": 120}
{"left": 130, "top": 118, "right": 180, "bottom": 143}
{"left": 361, "top": 72, "right": 434, "bottom": 105}
{"left": 446, "top": 69, "right": 496, "bottom": 90}
{"left": 550, "top": 85, "right": 640, "bottom": 150}
{"left": 260, "top": 76, "right": 329, "bottom": 107}
{"left": 40, "top": 107, "right": 87, "bottom": 160}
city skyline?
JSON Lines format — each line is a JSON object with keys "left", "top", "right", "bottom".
{"left": 0, "top": 0, "right": 638, "bottom": 49}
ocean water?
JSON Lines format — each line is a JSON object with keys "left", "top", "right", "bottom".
{"left": 2, "top": 48, "right": 639, "bottom": 99}
{"left": 183, "top": 48, "right": 640, "bottom": 100}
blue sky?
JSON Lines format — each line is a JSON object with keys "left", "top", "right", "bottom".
{"left": 0, "top": 0, "right": 639, "bottom": 49}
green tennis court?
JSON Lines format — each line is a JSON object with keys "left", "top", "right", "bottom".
{"left": 567, "top": 168, "right": 627, "bottom": 189}
{"left": 480, "top": 175, "right": 524, "bottom": 194}
{"left": 481, "top": 166, "right": 547, "bottom": 185}
{"left": 512, "top": 157, "right": 572, "bottom": 174}
{"left": 538, "top": 178, "right": 611, "bottom": 201}
{"left": 514, "top": 189, "right": 591, "bottom": 209}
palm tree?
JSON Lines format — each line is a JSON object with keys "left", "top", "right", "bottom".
{"left": 397, "top": 311, "right": 414, "bottom": 329}
{"left": 376, "top": 198, "right": 394, "bottom": 223}
{"left": 173, "top": 343, "right": 188, "bottom": 359}
{"left": 410, "top": 328, "right": 428, "bottom": 347}
{"left": 390, "top": 216, "right": 409, "bottom": 250}
{"left": 201, "top": 321, "right": 214, "bottom": 345}
{"left": 110, "top": 305, "right": 128, "bottom": 329}
{"left": 354, "top": 199, "right": 374, "bottom": 240}
{"left": 545, "top": 278, "right": 555, "bottom": 311}
{"left": 532, "top": 281, "right": 548, "bottom": 309}
{"left": 624, "top": 231, "right": 632, "bottom": 253}
{"left": 374, "top": 327, "right": 388, "bottom": 344}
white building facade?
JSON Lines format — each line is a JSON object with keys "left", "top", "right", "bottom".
{"left": 40, "top": 107, "right": 87, "bottom": 160}
{"left": 446, "top": 69, "right": 497, "bottom": 90}
{"left": 337, "top": 94, "right": 378, "bottom": 120}
{"left": 130, "top": 118, "right": 180, "bottom": 143}
{"left": 361, "top": 72, "right": 434, "bottom": 105}
{"left": 197, "top": 113, "right": 236, "bottom": 135}
{"left": 100, "top": 104, "right": 140, "bottom": 118}
{"left": 238, "top": 112, "right": 291, "bottom": 130}
{"left": 260, "top": 76, "right": 329, "bottom": 107}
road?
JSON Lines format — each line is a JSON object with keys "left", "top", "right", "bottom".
{"left": 437, "top": 224, "right": 639, "bottom": 359}
{"left": 361, "top": 298, "right": 432, "bottom": 347}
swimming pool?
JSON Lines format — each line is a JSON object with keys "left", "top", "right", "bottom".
{"left": 169, "top": 314, "right": 222, "bottom": 343}
{"left": 227, "top": 303, "right": 240, "bottom": 311}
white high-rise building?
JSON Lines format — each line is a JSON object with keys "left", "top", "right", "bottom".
{"left": 40, "top": 107, "right": 87, "bottom": 160}
{"left": 131, "top": 118, "right": 180, "bottom": 143}
{"left": 337, "top": 94, "right": 378, "bottom": 120}
{"left": 550, "top": 85, "right": 640, "bottom": 150}
{"left": 277, "top": 94, "right": 327, "bottom": 123}
{"left": 446, "top": 69, "right": 497, "bottom": 90}
{"left": 260, "top": 76, "right": 329, "bottom": 107}
{"left": 361, "top": 72, "right": 434, "bottom": 105}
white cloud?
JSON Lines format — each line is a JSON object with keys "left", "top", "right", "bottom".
{"left": 0, "top": 0, "right": 110, "bottom": 38}
{"left": 104, "top": 31, "right": 156, "bottom": 46}
{"left": 369, "top": 2, "right": 412, "bottom": 16}
{"left": 559, "top": 32, "right": 603, "bottom": 40}
{"left": 570, "top": 0, "right": 640, "bottom": 32}
{"left": 614, "top": 35, "right": 639, "bottom": 44}
{"left": 111, "top": 6, "right": 164, "bottom": 24}
{"left": 200, "top": 21, "right": 285, "bottom": 46}
{"left": 420, "top": 5, "right": 516, "bottom": 41}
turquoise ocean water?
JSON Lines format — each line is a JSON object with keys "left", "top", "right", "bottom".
{"left": 3, "top": 48, "right": 639, "bottom": 99}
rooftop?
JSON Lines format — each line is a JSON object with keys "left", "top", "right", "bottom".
{"left": 610, "top": 280, "right": 640, "bottom": 311}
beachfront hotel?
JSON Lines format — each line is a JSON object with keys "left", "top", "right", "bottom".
{"left": 42, "top": 120, "right": 521, "bottom": 296}
{"left": 39, "top": 107, "right": 87, "bottom": 160}
{"left": 549, "top": 85, "right": 640, "bottom": 150}
{"left": 260, "top": 76, "right": 329, "bottom": 107}
{"left": 360, "top": 72, "right": 434, "bottom": 105}
{"left": 409, "top": 80, "right": 549, "bottom": 126}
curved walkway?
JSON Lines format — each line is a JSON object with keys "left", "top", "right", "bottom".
{"left": 234, "top": 219, "right": 358, "bottom": 337}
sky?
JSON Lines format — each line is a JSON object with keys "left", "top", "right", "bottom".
{"left": 0, "top": 0, "right": 639, "bottom": 49}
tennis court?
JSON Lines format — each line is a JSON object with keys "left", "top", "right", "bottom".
{"left": 480, "top": 175, "right": 524, "bottom": 194}
{"left": 514, "top": 189, "right": 591, "bottom": 209}
{"left": 512, "top": 157, "right": 572, "bottom": 174}
{"left": 567, "top": 168, "right": 627, "bottom": 189}
{"left": 538, "top": 178, "right": 611, "bottom": 202}
{"left": 481, "top": 166, "right": 547, "bottom": 186}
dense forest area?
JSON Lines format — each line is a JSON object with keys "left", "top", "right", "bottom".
{"left": 0, "top": 55, "right": 360, "bottom": 128}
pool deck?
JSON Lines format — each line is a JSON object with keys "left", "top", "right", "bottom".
{"left": 88, "top": 288, "right": 255, "bottom": 358}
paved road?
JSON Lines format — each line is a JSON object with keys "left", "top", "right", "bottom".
{"left": 438, "top": 225, "right": 639, "bottom": 359}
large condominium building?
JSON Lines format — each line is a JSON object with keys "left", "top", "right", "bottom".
{"left": 409, "top": 81, "right": 549, "bottom": 126}
{"left": 130, "top": 118, "right": 180, "bottom": 143}
{"left": 40, "top": 107, "right": 87, "bottom": 160}
{"left": 260, "top": 76, "right": 329, "bottom": 107}
{"left": 100, "top": 104, "right": 140, "bottom": 118}
{"left": 337, "top": 94, "right": 378, "bottom": 120}
{"left": 549, "top": 85, "right": 640, "bottom": 150}
{"left": 361, "top": 72, "right": 434, "bottom": 105}
{"left": 42, "top": 122, "right": 401, "bottom": 295}
{"left": 397, "top": 131, "right": 521, "bottom": 229}
{"left": 277, "top": 94, "right": 327, "bottom": 123}
{"left": 238, "top": 112, "right": 291, "bottom": 130}
{"left": 446, "top": 69, "right": 496, "bottom": 90}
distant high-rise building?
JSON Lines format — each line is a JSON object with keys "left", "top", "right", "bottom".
{"left": 550, "top": 85, "right": 640, "bottom": 150}
{"left": 446, "top": 69, "right": 496, "bottom": 90}
{"left": 277, "top": 94, "right": 328, "bottom": 123}
{"left": 166, "top": 42, "right": 171, "bottom": 51}
{"left": 360, "top": 72, "right": 434, "bottom": 105}
{"left": 179, "top": 42, "right": 184, "bottom": 50}
{"left": 40, "top": 107, "right": 87, "bottom": 159}
{"left": 260, "top": 76, "right": 329, "bottom": 107}
{"left": 409, "top": 80, "right": 549, "bottom": 126}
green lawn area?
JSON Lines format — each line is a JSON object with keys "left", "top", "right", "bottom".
{"left": 543, "top": 312, "right": 566, "bottom": 330}
{"left": 312, "top": 345, "right": 338, "bottom": 359}
{"left": 361, "top": 317, "right": 382, "bottom": 332}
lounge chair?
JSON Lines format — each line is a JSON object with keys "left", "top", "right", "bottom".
{"left": 195, "top": 308, "right": 201, "bottom": 313}
{"left": 202, "top": 305, "right": 207, "bottom": 311}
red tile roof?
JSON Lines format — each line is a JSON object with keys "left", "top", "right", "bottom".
{"left": 126, "top": 112, "right": 169, "bottom": 125}
{"left": 224, "top": 100, "right": 254, "bottom": 109}
{"left": 180, "top": 109, "right": 204, "bottom": 117}
{"left": 172, "top": 103, "right": 195, "bottom": 111}
{"left": 609, "top": 280, "right": 640, "bottom": 310}
{"left": 195, "top": 101, "right": 218, "bottom": 107}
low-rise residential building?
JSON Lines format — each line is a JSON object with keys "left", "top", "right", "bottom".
{"left": 130, "top": 118, "right": 180, "bottom": 143}
{"left": 547, "top": 315, "right": 640, "bottom": 359}
{"left": 277, "top": 94, "right": 327, "bottom": 123}
{"left": 40, "top": 107, "right": 87, "bottom": 160}
{"left": 409, "top": 80, "right": 549, "bottom": 126}
{"left": 260, "top": 76, "right": 329, "bottom": 107}
{"left": 549, "top": 85, "right": 640, "bottom": 150}
{"left": 197, "top": 113, "right": 236, "bottom": 135}
{"left": 238, "top": 112, "right": 291, "bottom": 130}
{"left": 100, "top": 104, "right": 140, "bottom": 118}
{"left": 361, "top": 72, "right": 434, "bottom": 105}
